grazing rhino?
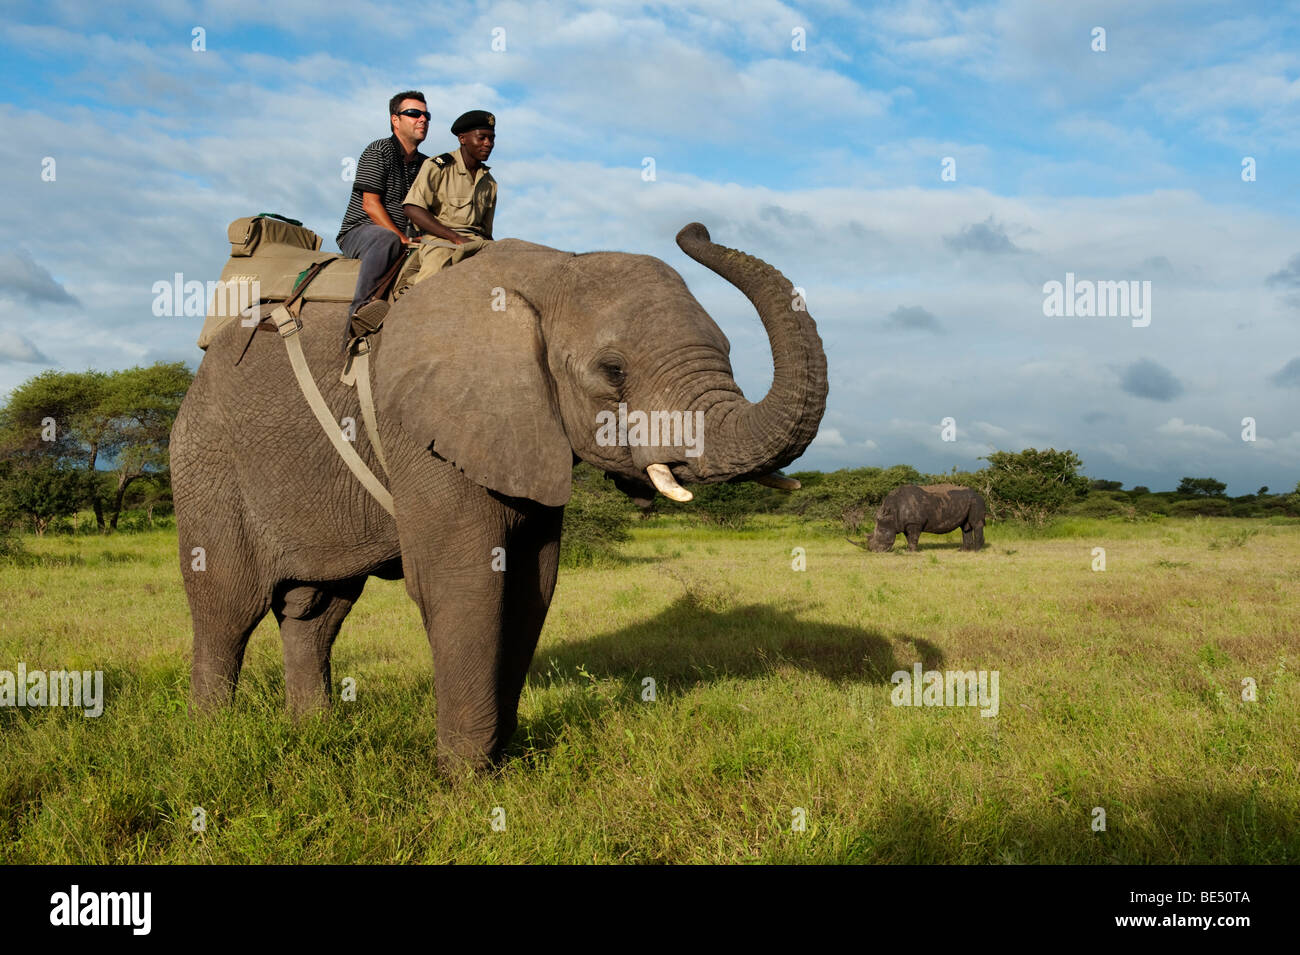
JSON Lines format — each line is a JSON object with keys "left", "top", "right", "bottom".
{"left": 867, "top": 484, "right": 986, "bottom": 552}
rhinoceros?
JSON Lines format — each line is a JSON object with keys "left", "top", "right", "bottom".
{"left": 868, "top": 484, "right": 986, "bottom": 552}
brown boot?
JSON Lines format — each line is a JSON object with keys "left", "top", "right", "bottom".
{"left": 351, "top": 299, "right": 390, "bottom": 334}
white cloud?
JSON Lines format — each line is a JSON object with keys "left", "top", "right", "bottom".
{"left": 971, "top": 421, "right": 1012, "bottom": 440}
{"left": 1155, "top": 418, "right": 1228, "bottom": 441}
{"left": 0, "top": 329, "right": 50, "bottom": 364}
{"left": 0, "top": 1, "right": 1296, "bottom": 494}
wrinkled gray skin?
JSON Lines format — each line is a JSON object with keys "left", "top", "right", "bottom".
{"left": 172, "top": 223, "right": 827, "bottom": 773}
{"left": 868, "top": 484, "right": 986, "bottom": 552}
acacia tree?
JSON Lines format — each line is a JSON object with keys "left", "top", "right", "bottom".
{"left": 97, "top": 364, "right": 191, "bottom": 529}
{"left": 1089, "top": 479, "right": 1123, "bottom": 491}
{"left": 1177, "top": 477, "right": 1228, "bottom": 497}
{"left": 0, "top": 362, "right": 192, "bottom": 531}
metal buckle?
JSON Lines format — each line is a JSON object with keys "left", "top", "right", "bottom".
{"left": 272, "top": 305, "right": 301, "bottom": 338}
{"left": 339, "top": 335, "right": 370, "bottom": 385}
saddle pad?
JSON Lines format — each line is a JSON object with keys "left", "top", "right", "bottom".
{"left": 197, "top": 245, "right": 361, "bottom": 349}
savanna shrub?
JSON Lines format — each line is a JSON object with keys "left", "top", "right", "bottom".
{"left": 560, "top": 464, "right": 637, "bottom": 566}
{"left": 1169, "top": 497, "right": 1231, "bottom": 517}
{"left": 979, "top": 448, "right": 1089, "bottom": 524}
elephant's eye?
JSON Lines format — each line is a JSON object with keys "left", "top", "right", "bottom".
{"left": 598, "top": 360, "right": 626, "bottom": 386}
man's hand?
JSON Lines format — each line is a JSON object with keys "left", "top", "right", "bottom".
{"left": 403, "top": 203, "right": 467, "bottom": 245}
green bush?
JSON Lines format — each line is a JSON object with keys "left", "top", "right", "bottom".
{"left": 1169, "top": 498, "right": 1231, "bottom": 517}
{"left": 1064, "top": 491, "right": 1135, "bottom": 519}
{"left": 0, "top": 461, "right": 92, "bottom": 536}
{"left": 979, "top": 448, "right": 1090, "bottom": 524}
{"left": 776, "top": 465, "right": 921, "bottom": 530}
{"left": 560, "top": 464, "right": 638, "bottom": 566}
{"left": 673, "top": 480, "right": 775, "bottom": 530}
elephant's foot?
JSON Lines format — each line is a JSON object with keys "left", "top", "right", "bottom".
{"left": 185, "top": 587, "right": 270, "bottom": 715}
{"left": 436, "top": 750, "right": 501, "bottom": 780}
{"left": 190, "top": 632, "right": 255, "bottom": 712}
{"left": 189, "top": 668, "right": 238, "bottom": 714}
{"left": 436, "top": 738, "right": 507, "bottom": 778}
{"left": 435, "top": 711, "right": 516, "bottom": 777}
{"left": 282, "top": 648, "right": 334, "bottom": 718}
{"left": 286, "top": 683, "right": 333, "bottom": 718}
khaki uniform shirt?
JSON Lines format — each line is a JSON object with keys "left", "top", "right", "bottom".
{"left": 402, "top": 148, "right": 497, "bottom": 240}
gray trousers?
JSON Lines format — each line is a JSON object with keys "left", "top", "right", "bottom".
{"left": 340, "top": 223, "right": 404, "bottom": 316}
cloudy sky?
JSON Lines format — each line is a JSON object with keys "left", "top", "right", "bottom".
{"left": 1, "top": 0, "right": 1296, "bottom": 493}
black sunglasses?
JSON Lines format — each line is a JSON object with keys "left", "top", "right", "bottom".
{"left": 397, "top": 108, "right": 431, "bottom": 121}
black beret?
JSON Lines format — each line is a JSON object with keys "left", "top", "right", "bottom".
{"left": 451, "top": 110, "right": 496, "bottom": 134}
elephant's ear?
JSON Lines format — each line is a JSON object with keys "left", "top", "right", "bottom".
{"left": 376, "top": 286, "right": 571, "bottom": 506}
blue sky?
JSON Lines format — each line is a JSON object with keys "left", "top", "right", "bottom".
{"left": 1, "top": 0, "right": 1297, "bottom": 493}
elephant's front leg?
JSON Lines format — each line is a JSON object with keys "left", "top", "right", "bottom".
{"left": 496, "top": 505, "right": 562, "bottom": 749}
{"left": 392, "top": 476, "right": 545, "bottom": 773}
{"left": 425, "top": 571, "right": 512, "bottom": 773}
{"left": 417, "top": 506, "right": 561, "bottom": 771}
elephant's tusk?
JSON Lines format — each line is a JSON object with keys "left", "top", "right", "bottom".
{"left": 646, "top": 464, "right": 693, "bottom": 502}
{"left": 756, "top": 472, "right": 801, "bottom": 491}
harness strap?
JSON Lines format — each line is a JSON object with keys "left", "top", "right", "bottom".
{"left": 339, "top": 338, "right": 390, "bottom": 476}
{"left": 367, "top": 244, "right": 418, "bottom": 304}
{"left": 235, "top": 255, "right": 339, "bottom": 366}
{"left": 272, "top": 304, "right": 395, "bottom": 516}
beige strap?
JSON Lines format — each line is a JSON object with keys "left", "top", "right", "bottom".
{"left": 351, "top": 343, "right": 390, "bottom": 476}
{"left": 273, "top": 306, "right": 395, "bottom": 516}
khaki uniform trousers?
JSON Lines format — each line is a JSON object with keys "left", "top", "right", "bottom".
{"left": 392, "top": 236, "right": 492, "bottom": 299}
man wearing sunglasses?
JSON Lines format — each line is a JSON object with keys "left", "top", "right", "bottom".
{"left": 336, "top": 91, "right": 432, "bottom": 335}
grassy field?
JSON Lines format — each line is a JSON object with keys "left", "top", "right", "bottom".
{"left": 1, "top": 515, "right": 1297, "bottom": 864}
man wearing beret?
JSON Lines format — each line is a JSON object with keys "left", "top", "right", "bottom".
{"left": 399, "top": 109, "right": 498, "bottom": 289}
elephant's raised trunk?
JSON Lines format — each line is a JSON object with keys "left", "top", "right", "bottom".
{"left": 674, "top": 223, "right": 828, "bottom": 481}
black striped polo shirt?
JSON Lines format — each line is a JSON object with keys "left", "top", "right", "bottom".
{"left": 336, "top": 135, "right": 428, "bottom": 246}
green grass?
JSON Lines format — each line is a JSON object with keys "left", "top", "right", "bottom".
{"left": 1, "top": 516, "right": 1297, "bottom": 863}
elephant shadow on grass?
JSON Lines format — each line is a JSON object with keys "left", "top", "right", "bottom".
{"left": 513, "top": 594, "right": 943, "bottom": 759}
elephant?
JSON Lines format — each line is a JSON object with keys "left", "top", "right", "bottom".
{"left": 171, "top": 223, "right": 827, "bottom": 772}
{"left": 867, "top": 484, "right": 986, "bottom": 552}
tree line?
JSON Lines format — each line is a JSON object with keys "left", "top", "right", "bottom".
{"left": 1, "top": 365, "right": 1297, "bottom": 556}
{"left": 564, "top": 451, "right": 1300, "bottom": 564}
